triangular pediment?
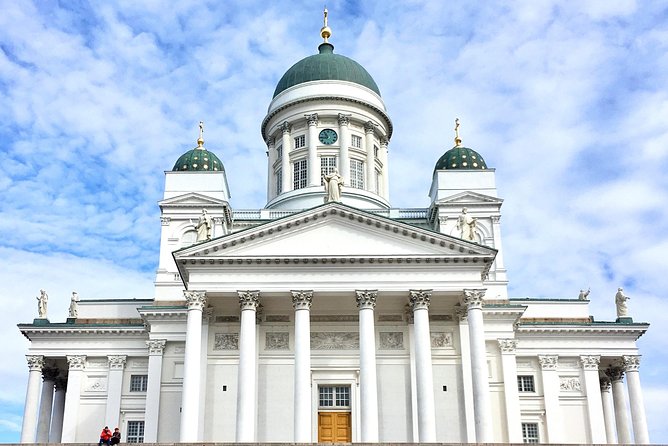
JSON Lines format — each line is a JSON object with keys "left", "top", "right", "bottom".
{"left": 175, "top": 203, "right": 496, "bottom": 260}
{"left": 435, "top": 191, "right": 503, "bottom": 205}
{"left": 159, "top": 192, "right": 229, "bottom": 208}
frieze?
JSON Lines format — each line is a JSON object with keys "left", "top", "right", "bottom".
{"left": 559, "top": 376, "right": 582, "bottom": 392}
{"left": 215, "top": 315, "right": 240, "bottom": 323}
{"left": 85, "top": 376, "right": 107, "bottom": 392}
{"left": 214, "top": 333, "right": 239, "bottom": 350}
{"left": 379, "top": 332, "right": 404, "bottom": 350}
{"left": 378, "top": 314, "right": 403, "bottom": 322}
{"left": 311, "top": 315, "right": 358, "bottom": 322}
{"left": 311, "top": 332, "right": 359, "bottom": 350}
{"left": 265, "top": 315, "right": 290, "bottom": 323}
{"left": 430, "top": 332, "right": 453, "bottom": 348}
{"left": 265, "top": 332, "right": 289, "bottom": 350}
{"left": 129, "top": 360, "right": 148, "bottom": 369}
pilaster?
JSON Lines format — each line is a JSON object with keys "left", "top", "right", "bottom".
{"left": 580, "top": 355, "right": 606, "bottom": 443}
{"left": 498, "top": 339, "right": 522, "bottom": 443}
{"left": 61, "top": 355, "right": 86, "bottom": 443}
{"left": 306, "top": 114, "right": 319, "bottom": 186}
{"left": 279, "top": 122, "right": 292, "bottom": 194}
{"left": 364, "top": 121, "right": 375, "bottom": 192}
{"left": 105, "top": 355, "right": 126, "bottom": 428}
{"left": 538, "top": 355, "right": 561, "bottom": 443}
{"left": 145, "top": 339, "right": 166, "bottom": 443}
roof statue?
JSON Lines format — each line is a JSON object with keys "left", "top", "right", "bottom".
{"left": 323, "top": 168, "right": 344, "bottom": 203}
{"left": 615, "top": 287, "right": 630, "bottom": 318}
{"left": 454, "top": 117, "right": 462, "bottom": 147}
{"left": 36, "top": 289, "right": 48, "bottom": 319}
{"left": 196, "top": 208, "right": 213, "bottom": 242}
{"left": 457, "top": 207, "right": 477, "bottom": 242}
{"left": 578, "top": 288, "right": 590, "bottom": 300}
{"left": 69, "top": 291, "right": 79, "bottom": 318}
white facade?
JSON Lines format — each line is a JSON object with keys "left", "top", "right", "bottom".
{"left": 18, "top": 31, "right": 650, "bottom": 445}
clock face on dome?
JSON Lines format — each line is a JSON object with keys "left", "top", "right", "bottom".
{"left": 319, "top": 128, "right": 338, "bottom": 145}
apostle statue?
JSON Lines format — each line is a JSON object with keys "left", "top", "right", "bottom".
{"left": 615, "top": 288, "right": 630, "bottom": 318}
{"left": 457, "top": 208, "right": 477, "bottom": 241}
{"left": 196, "top": 208, "right": 213, "bottom": 242}
{"left": 69, "top": 291, "right": 79, "bottom": 318}
{"left": 578, "top": 288, "right": 590, "bottom": 300}
{"left": 323, "top": 168, "right": 344, "bottom": 203}
{"left": 36, "top": 289, "right": 48, "bottom": 318}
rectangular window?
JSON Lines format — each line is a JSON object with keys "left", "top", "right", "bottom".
{"left": 351, "top": 134, "right": 362, "bottom": 148}
{"left": 293, "top": 159, "right": 307, "bottom": 190}
{"left": 320, "top": 156, "right": 337, "bottom": 184}
{"left": 350, "top": 159, "right": 364, "bottom": 189}
{"left": 517, "top": 375, "right": 535, "bottom": 392}
{"left": 276, "top": 168, "right": 283, "bottom": 194}
{"left": 374, "top": 145, "right": 379, "bottom": 158}
{"left": 277, "top": 145, "right": 282, "bottom": 159}
{"left": 126, "top": 421, "right": 145, "bottom": 443}
{"left": 374, "top": 169, "right": 380, "bottom": 194}
{"left": 294, "top": 135, "right": 305, "bottom": 149}
{"left": 319, "top": 386, "right": 350, "bottom": 408}
{"left": 522, "top": 422, "right": 539, "bottom": 443}
{"left": 129, "top": 375, "right": 148, "bottom": 392}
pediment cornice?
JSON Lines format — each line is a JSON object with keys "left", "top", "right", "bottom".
{"left": 434, "top": 191, "right": 503, "bottom": 206}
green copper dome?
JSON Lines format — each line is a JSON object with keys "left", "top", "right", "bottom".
{"left": 173, "top": 147, "right": 224, "bottom": 172}
{"left": 273, "top": 43, "right": 381, "bottom": 98}
{"left": 435, "top": 146, "right": 488, "bottom": 170}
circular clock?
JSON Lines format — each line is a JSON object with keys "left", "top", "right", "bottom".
{"left": 319, "top": 128, "right": 338, "bottom": 145}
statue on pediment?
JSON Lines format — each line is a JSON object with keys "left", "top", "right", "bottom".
{"left": 196, "top": 208, "right": 212, "bottom": 242}
{"left": 615, "top": 288, "right": 630, "bottom": 317}
{"left": 69, "top": 291, "right": 79, "bottom": 318}
{"left": 578, "top": 288, "right": 590, "bottom": 300}
{"left": 36, "top": 289, "right": 48, "bottom": 318}
{"left": 323, "top": 168, "right": 344, "bottom": 203}
{"left": 457, "top": 208, "right": 477, "bottom": 241}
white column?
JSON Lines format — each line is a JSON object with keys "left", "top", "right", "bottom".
{"left": 538, "top": 355, "right": 562, "bottom": 443}
{"left": 356, "top": 290, "right": 379, "bottom": 442}
{"left": 623, "top": 355, "right": 650, "bottom": 444}
{"left": 456, "top": 308, "right": 476, "bottom": 442}
{"left": 409, "top": 290, "right": 436, "bottom": 442}
{"left": 338, "top": 114, "right": 351, "bottom": 181}
{"left": 105, "top": 356, "right": 126, "bottom": 428}
{"left": 498, "top": 340, "right": 522, "bottom": 443}
{"left": 179, "top": 290, "right": 206, "bottom": 442}
{"left": 199, "top": 308, "right": 212, "bottom": 439}
{"left": 61, "top": 355, "right": 86, "bottom": 443}
{"left": 292, "top": 290, "right": 313, "bottom": 442}
{"left": 36, "top": 367, "right": 57, "bottom": 442}
{"left": 144, "top": 339, "right": 166, "bottom": 443}
{"left": 607, "top": 366, "right": 632, "bottom": 444}
{"left": 363, "top": 121, "right": 375, "bottom": 192}
{"left": 406, "top": 312, "right": 419, "bottom": 442}
{"left": 236, "top": 290, "right": 260, "bottom": 442}
{"left": 306, "top": 114, "right": 319, "bottom": 186}
{"left": 20, "top": 355, "right": 44, "bottom": 443}
{"left": 279, "top": 122, "right": 292, "bottom": 194}
{"left": 266, "top": 137, "right": 275, "bottom": 199}
{"left": 600, "top": 377, "right": 617, "bottom": 443}
{"left": 49, "top": 378, "right": 66, "bottom": 442}
{"left": 380, "top": 138, "right": 389, "bottom": 199}
{"left": 462, "top": 289, "right": 492, "bottom": 442}
{"left": 580, "top": 356, "right": 606, "bottom": 443}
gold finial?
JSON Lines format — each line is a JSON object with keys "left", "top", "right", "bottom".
{"left": 454, "top": 118, "right": 462, "bottom": 147}
{"left": 320, "top": 7, "right": 332, "bottom": 42}
{"left": 197, "top": 121, "right": 204, "bottom": 148}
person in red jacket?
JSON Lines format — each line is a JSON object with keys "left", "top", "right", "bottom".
{"left": 99, "top": 426, "right": 112, "bottom": 445}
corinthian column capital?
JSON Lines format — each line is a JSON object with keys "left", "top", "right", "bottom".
{"left": 184, "top": 290, "right": 206, "bottom": 310}
{"left": 305, "top": 113, "right": 319, "bottom": 126}
{"left": 498, "top": 338, "right": 518, "bottom": 354}
{"left": 238, "top": 290, "right": 260, "bottom": 310}
{"left": 622, "top": 355, "right": 641, "bottom": 372}
{"left": 67, "top": 355, "right": 86, "bottom": 370}
{"left": 278, "top": 121, "right": 292, "bottom": 134}
{"left": 538, "top": 355, "right": 558, "bottom": 370}
{"left": 291, "top": 290, "right": 313, "bottom": 310}
{"left": 605, "top": 366, "right": 624, "bottom": 382}
{"left": 147, "top": 339, "right": 167, "bottom": 355}
{"left": 355, "top": 290, "right": 377, "bottom": 310}
{"left": 409, "top": 289, "right": 432, "bottom": 311}
{"left": 108, "top": 355, "right": 127, "bottom": 370}
{"left": 462, "top": 289, "right": 486, "bottom": 310}
{"left": 580, "top": 355, "right": 601, "bottom": 370}
{"left": 26, "top": 355, "right": 44, "bottom": 371}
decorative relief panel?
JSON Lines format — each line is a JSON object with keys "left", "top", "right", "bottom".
{"left": 84, "top": 375, "right": 107, "bottom": 392}
{"left": 85, "top": 358, "right": 108, "bottom": 369}
{"left": 215, "top": 316, "right": 240, "bottom": 323}
{"left": 311, "top": 332, "right": 359, "bottom": 350}
{"left": 430, "top": 331, "right": 453, "bottom": 348}
{"left": 173, "top": 346, "right": 186, "bottom": 354}
{"left": 559, "top": 376, "right": 582, "bottom": 392}
{"left": 265, "top": 315, "right": 290, "bottom": 323}
{"left": 379, "top": 332, "right": 404, "bottom": 350}
{"left": 214, "top": 333, "right": 239, "bottom": 350}
{"left": 429, "top": 314, "right": 453, "bottom": 322}
{"left": 265, "top": 332, "right": 289, "bottom": 350}
{"left": 311, "top": 315, "right": 358, "bottom": 322}
{"left": 129, "top": 360, "right": 148, "bottom": 369}
{"left": 378, "top": 314, "right": 403, "bottom": 322}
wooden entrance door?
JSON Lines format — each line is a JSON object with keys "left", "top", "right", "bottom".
{"left": 318, "top": 412, "right": 352, "bottom": 442}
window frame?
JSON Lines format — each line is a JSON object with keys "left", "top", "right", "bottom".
{"left": 521, "top": 422, "right": 539, "bottom": 443}
{"left": 276, "top": 167, "right": 283, "bottom": 194}
{"left": 126, "top": 420, "right": 145, "bottom": 443}
{"left": 320, "top": 156, "right": 337, "bottom": 185}
{"left": 294, "top": 134, "right": 306, "bottom": 149}
{"left": 351, "top": 134, "right": 362, "bottom": 148}
{"left": 293, "top": 158, "right": 308, "bottom": 190}
{"left": 349, "top": 159, "right": 364, "bottom": 189}
{"left": 318, "top": 385, "right": 351, "bottom": 409}
{"left": 129, "top": 375, "right": 148, "bottom": 392}
{"left": 517, "top": 375, "right": 535, "bottom": 393}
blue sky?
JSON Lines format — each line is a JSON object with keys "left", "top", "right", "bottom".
{"left": 1, "top": 0, "right": 667, "bottom": 442}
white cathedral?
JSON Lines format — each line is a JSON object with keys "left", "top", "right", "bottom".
{"left": 19, "top": 14, "right": 650, "bottom": 445}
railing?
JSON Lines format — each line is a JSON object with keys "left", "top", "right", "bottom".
{"left": 232, "top": 208, "right": 429, "bottom": 221}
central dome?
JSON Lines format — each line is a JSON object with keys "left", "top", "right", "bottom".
{"left": 273, "top": 43, "right": 381, "bottom": 98}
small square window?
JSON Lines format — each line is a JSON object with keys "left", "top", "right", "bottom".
{"left": 351, "top": 135, "right": 362, "bottom": 148}
{"left": 126, "top": 421, "right": 145, "bottom": 443}
{"left": 294, "top": 135, "right": 306, "bottom": 149}
{"left": 517, "top": 375, "right": 535, "bottom": 392}
{"left": 129, "top": 375, "right": 148, "bottom": 392}
{"left": 319, "top": 386, "right": 350, "bottom": 409}
{"left": 522, "top": 422, "right": 539, "bottom": 443}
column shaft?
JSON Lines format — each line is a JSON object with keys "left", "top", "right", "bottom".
{"left": 292, "top": 291, "right": 313, "bottom": 442}
{"left": 61, "top": 356, "right": 86, "bottom": 443}
{"left": 608, "top": 368, "right": 632, "bottom": 444}
{"left": 338, "top": 114, "right": 350, "bottom": 181}
{"left": 20, "top": 356, "right": 43, "bottom": 443}
{"left": 105, "top": 356, "right": 126, "bottom": 428}
{"left": 364, "top": 123, "right": 375, "bottom": 192}
{"left": 357, "top": 290, "right": 379, "bottom": 442}
{"left": 539, "top": 355, "right": 562, "bottom": 443}
{"left": 307, "top": 115, "right": 319, "bottom": 186}
{"left": 380, "top": 139, "right": 389, "bottom": 199}
{"left": 410, "top": 290, "right": 436, "bottom": 442}
{"left": 36, "top": 369, "right": 57, "bottom": 443}
{"left": 236, "top": 291, "right": 259, "bottom": 442}
{"left": 600, "top": 378, "right": 617, "bottom": 443}
{"left": 180, "top": 291, "right": 206, "bottom": 442}
{"left": 49, "top": 380, "right": 66, "bottom": 442}
{"left": 624, "top": 356, "right": 650, "bottom": 444}
{"left": 456, "top": 311, "right": 476, "bottom": 442}
{"left": 144, "top": 340, "right": 166, "bottom": 443}
{"left": 499, "top": 340, "right": 522, "bottom": 443}
{"left": 464, "top": 290, "right": 492, "bottom": 442}
{"left": 580, "top": 356, "right": 606, "bottom": 443}
{"left": 266, "top": 138, "right": 275, "bottom": 199}
{"left": 280, "top": 123, "right": 291, "bottom": 193}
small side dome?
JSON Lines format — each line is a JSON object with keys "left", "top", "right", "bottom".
{"left": 434, "top": 146, "right": 487, "bottom": 170}
{"left": 172, "top": 148, "right": 224, "bottom": 172}
{"left": 172, "top": 121, "right": 225, "bottom": 171}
